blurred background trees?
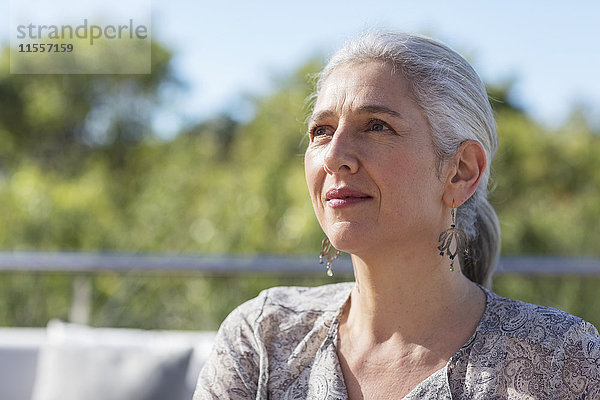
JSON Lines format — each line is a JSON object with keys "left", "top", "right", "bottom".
{"left": 0, "top": 41, "right": 599, "bottom": 330}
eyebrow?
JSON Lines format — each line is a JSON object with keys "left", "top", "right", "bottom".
{"left": 309, "top": 104, "right": 405, "bottom": 123}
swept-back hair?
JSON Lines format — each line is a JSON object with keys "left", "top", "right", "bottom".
{"left": 311, "top": 31, "right": 500, "bottom": 287}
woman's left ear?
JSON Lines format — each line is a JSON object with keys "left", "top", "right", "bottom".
{"left": 443, "top": 140, "right": 486, "bottom": 207}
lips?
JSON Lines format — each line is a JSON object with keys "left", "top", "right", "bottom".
{"left": 325, "top": 187, "right": 373, "bottom": 208}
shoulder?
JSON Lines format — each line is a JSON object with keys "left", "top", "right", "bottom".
{"left": 258, "top": 282, "right": 354, "bottom": 313}
{"left": 480, "top": 289, "right": 598, "bottom": 350}
{"left": 220, "top": 282, "right": 354, "bottom": 333}
{"left": 196, "top": 283, "right": 354, "bottom": 399}
{"left": 552, "top": 315, "right": 600, "bottom": 397}
{"left": 474, "top": 289, "right": 600, "bottom": 397}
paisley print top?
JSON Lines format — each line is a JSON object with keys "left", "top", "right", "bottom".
{"left": 194, "top": 282, "right": 600, "bottom": 399}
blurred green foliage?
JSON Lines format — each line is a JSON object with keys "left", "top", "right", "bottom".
{"left": 0, "top": 42, "right": 599, "bottom": 330}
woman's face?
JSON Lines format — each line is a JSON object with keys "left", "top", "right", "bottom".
{"left": 305, "top": 61, "right": 447, "bottom": 257}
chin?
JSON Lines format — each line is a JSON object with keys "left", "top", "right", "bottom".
{"left": 326, "top": 224, "right": 374, "bottom": 254}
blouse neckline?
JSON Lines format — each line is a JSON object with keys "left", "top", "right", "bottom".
{"left": 322, "top": 282, "right": 494, "bottom": 399}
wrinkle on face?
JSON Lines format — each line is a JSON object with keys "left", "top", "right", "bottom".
{"left": 304, "top": 61, "right": 443, "bottom": 255}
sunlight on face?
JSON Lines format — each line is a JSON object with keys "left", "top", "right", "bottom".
{"left": 305, "top": 61, "right": 445, "bottom": 258}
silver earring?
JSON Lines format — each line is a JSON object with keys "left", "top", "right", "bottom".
{"left": 319, "top": 237, "right": 340, "bottom": 277}
{"left": 437, "top": 200, "right": 467, "bottom": 272}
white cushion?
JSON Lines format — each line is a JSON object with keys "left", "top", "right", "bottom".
{"left": 0, "top": 328, "right": 46, "bottom": 400}
{"left": 31, "top": 320, "right": 199, "bottom": 400}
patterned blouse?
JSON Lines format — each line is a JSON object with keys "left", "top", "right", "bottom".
{"left": 194, "top": 282, "right": 600, "bottom": 399}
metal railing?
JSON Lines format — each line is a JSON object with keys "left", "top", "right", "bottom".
{"left": 1, "top": 251, "right": 600, "bottom": 275}
{"left": 1, "top": 251, "right": 599, "bottom": 324}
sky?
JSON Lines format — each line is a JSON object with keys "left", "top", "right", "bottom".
{"left": 2, "top": 0, "right": 600, "bottom": 136}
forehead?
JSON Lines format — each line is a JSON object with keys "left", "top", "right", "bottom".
{"left": 313, "top": 61, "right": 414, "bottom": 117}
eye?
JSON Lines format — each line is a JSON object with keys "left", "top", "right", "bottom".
{"left": 367, "top": 119, "right": 392, "bottom": 133}
{"left": 310, "top": 125, "right": 334, "bottom": 139}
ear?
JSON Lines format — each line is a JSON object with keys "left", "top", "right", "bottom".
{"left": 442, "top": 140, "right": 486, "bottom": 207}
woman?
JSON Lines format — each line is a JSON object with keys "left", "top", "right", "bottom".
{"left": 194, "top": 32, "right": 600, "bottom": 399}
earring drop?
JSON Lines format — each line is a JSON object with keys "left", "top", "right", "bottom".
{"left": 437, "top": 200, "right": 467, "bottom": 271}
{"left": 319, "top": 237, "right": 340, "bottom": 277}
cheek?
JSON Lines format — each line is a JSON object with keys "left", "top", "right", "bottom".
{"left": 304, "top": 150, "right": 324, "bottom": 203}
{"left": 379, "top": 155, "right": 438, "bottom": 211}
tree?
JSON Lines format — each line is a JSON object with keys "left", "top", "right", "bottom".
{"left": 0, "top": 41, "right": 176, "bottom": 172}
{"left": 1, "top": 50, "right": 599, "bottom": 329}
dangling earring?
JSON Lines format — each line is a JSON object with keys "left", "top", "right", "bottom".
{"left": 320, "top": 237, "right": 340, "bottom": 277}
{"left": 437, "top": 200, "right": 467, "bottom": 272}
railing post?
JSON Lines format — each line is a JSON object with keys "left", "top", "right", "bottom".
{"left": 69, "top": 274, "right": 92, "bottom": 324}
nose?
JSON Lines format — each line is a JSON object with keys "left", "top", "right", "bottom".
{"left": 322, "top": 126, "right": 359, "bottom": 175}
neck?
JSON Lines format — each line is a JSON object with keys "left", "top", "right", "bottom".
{"left": 344, "top": 249, "right": 484, "bottom": 345}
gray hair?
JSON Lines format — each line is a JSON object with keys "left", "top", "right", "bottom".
{"left": 312, "top": 31, "right": 500, "bottom": 287}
